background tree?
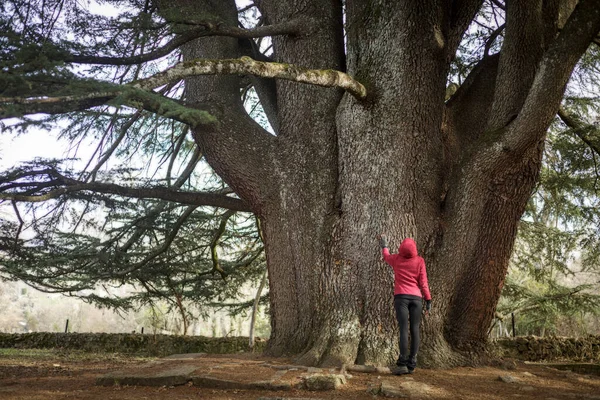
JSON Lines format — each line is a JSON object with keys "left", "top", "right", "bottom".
{"left": 496, "top": 115, "right": 600, "bottom": 337}
{"left": 1, "top": 0, "right": 600, "bottom": 367}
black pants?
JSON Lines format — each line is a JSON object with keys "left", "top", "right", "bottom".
{"left": 394, "top": 295, "right": 422, "bottom": 369}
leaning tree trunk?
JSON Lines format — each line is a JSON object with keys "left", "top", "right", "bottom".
{"left": 171, "top": 0, "right": 600, "bottom": 367}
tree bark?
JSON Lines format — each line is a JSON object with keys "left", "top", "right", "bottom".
{"left": 170, "top": 0, "right": 600, "bottom": 367}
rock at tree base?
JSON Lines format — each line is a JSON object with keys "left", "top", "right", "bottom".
{"left": 498, "top": 374, "right": 520, "bottom": 383}
{"left": 301, "top": 374, "right": 347, "bottom": 390}
{"left": 161, "top": 353, "right": 206, "bottom": 360}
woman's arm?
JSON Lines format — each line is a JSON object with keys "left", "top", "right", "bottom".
{"left": 418, "top": 258, "right": 432, "bottom": 301}
{"left": 379, "top": 234, "right": 394, "bottom": 264}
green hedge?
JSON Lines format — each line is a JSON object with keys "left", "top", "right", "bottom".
{"left": 0, "top": 333, "right": 267, "bottom": 357}
{"left": 493, "top": 335, "right": 600, "bottom": 362}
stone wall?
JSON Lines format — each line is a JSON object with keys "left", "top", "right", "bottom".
{"left": 0, "top": 333, "right": 267, "bottom": 356}
{"left": 2, "top": 333, "right": 597, "bottom": 362}
{"left": 493, "top": 335, "right": 600, "bottom": 362}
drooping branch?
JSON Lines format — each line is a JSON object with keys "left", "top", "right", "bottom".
{"left": 98, "top": 205, "right": 198, "bottom": 279}
{"left": 209, "top": 210, "right": 236, "bottom": 280}
{"left": 0, "top": 93, "right": 114, "bottom": 118}
{"left": 0, "top": 168, "right": 251, "bottom": 212}
{"left": 66, "top": 18, "right": 309, "bottom": 66}
{"left": 132, "top": 56, "right": 368, "bottom": 99}
{"left": 0, "top": 86, "right": 217, "bottom": 128}
{"left": 557, "top": 107, "right": 600, "bottom": 156}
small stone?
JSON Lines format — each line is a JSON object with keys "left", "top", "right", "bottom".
{"left": 380, "top": 381, "right": 409, "bottom": 398}
{"left": 499, "top": 375, "right": 519, "bottom": 383}
{"left": 307, "top": 367, "right": 322, "bottom": 373}
{"left": 522, "top": 372, "right": 535, "bottom": 377}
{"left": 302, "top": 374, "right": 346, "bottom": 391}
{"left": 520, "top": 386, "right": 535, "bottom": 391}
{"left": 502, "top": 360, "right": 518, "bottom": 370}
{"left": 367, "top": 382, "right": 381, "bottom": 395}
{"left": 346, "top": 364, "right": 376, "bottom": 373}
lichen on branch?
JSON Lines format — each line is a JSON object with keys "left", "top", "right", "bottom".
{"left": 132, "top": 56, "right": 368, "bottom": 100}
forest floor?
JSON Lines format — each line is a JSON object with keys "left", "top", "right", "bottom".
{"left": 0, "top": 348, "right": 599, "bottom": 400}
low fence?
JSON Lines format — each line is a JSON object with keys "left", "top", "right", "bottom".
{"left": 493, "top": 335, "right": 600, "bottom": 362}
{"left": 0, "top": 332, "right": 267, "bottom": 357}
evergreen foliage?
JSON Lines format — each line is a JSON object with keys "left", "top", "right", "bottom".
{"left": 0, "top": 0, "right": 267, "bottom": 320}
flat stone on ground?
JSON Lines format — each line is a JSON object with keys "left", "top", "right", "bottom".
{"left": 161, "top": 353, "right": 206, "bottom": 360}
{"left": 191, "top": 376, "right": 292, "bottom": 391}
{"left": 499, "top": 374, "right": 520, "bottom": 383}
{"left": 96, "top": 364, "right": 198, "bottom": 387}
{"left": 302, "top": 374, "right": 346, "bottom": 390}
{"left": 379, "top": 380, "right": 432, "bottom": 398}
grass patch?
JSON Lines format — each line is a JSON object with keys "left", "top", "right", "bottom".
{"left": 0, "top": 348, "right": 155, "bottom": 363}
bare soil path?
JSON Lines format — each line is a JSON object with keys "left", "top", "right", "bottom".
{"left": 0, "top": 349, "right": 598, "bottom": 399}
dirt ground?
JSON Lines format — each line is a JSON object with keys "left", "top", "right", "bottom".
{"left": 0, "top": 349, "right": 598, "bottom": 400}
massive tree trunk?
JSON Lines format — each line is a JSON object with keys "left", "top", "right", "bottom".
{"left": 168, "top": 0, "right": 600, "bottom": 367}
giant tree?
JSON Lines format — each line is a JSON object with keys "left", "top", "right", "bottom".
{"left": 1, "top": 0, "right": 600, "bottom": 367}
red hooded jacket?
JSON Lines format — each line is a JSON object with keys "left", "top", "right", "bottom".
{"left": 382, "top": 238, "right": 431, "bottom": 300}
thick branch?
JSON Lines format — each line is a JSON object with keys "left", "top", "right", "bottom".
{"left": 0, "top": 170, "right": 251, "bottom": 212}
{"left": 132, "top": 56, "right": 367, "bottom": 99}
{"left": 501, "top": 0, "right": 600, "bottom": 155}
{"left": 487, "top": 0, "right": 544, "bottom": 130}
{"left": 66, "top": 19, "right": 308, "bottom": 66}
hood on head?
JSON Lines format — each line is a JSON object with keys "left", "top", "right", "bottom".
{"left": 398, "top": 238, "right": 418, "bottom": 258}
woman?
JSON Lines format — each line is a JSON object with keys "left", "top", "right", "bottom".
{"left": 379, "top": 234, "right": 431, "bottom": 374}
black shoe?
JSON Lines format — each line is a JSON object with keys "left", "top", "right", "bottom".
{"left": 396, "top": 356, "right": 408, "bottom": 367}
{"left": 407, "top": 368, "right": 415, "bottom": 374}
{"left": 392, "top": 365, "right": 409, "bottom": 375}
{"left": 407, "top": 355, "right": 417, "bottom": 371}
